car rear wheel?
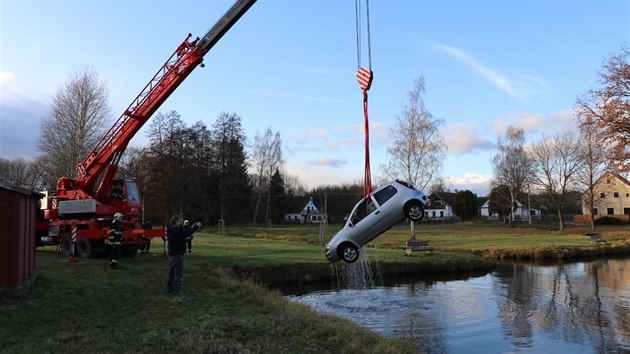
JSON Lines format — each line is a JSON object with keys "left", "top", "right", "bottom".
{"left": 339, "top": 243, "right": 359, "bottom": 263}
{"left": 405, "top": 201, "right": 425, "bottom": 221}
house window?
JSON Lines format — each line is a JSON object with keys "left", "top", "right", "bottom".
{"left": 614, "top": 192, "right": 620, "bottom": 198}
{"left": 600, "top": 192, "right": 606, "bottom": 198}
{"left": 440, "top": 211, "right": 444, "bottom": 218}
{"left": 607, "top": 208, "right": 614, "bottom": 215}
{"left": 432, "top": 211, "right": 436, "bottom": 218}
{"left": 624, "top": 208, "right": 630, "bottom": 216}
{"left": 593, "top": 208, "right": 598, "bottom": 215}
{"left": 607, "top": 179, "right": 611, "bottom": 184}
{"left": 627, "top": 193, "right": 629, "bottom": 197}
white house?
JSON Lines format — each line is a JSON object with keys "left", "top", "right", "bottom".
{"left": 283, "top": 197, "right": 326, "bottom": 224}
{"left": 424, "top": 192, "right": 456, "bottom": 220}
{"left": 479, "top": 199, "right": 542, "bottom": 221}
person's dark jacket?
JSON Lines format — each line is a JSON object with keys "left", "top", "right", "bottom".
{"left": 167, "top": 224, "right": 199, "bottom": 256}
{"left": 109, "top": 219, "right": 123, "bottom": 245}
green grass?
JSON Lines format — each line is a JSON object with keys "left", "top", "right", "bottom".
{"left": 2, "top": 222, "right": 628, "bottom": 353}
{"left": 1, "top": 249, "right": 416, "bottom": 353}
{"left": 208, "top": 222, "right": 630, "bottom": 261}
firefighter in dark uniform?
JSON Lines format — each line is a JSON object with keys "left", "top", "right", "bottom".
{"left": 109, "top": 212, "right": 124, "bottom": 269}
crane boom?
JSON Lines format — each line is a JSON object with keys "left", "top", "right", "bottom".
{"left": 61, "top": 0, "right": 257, "bottom": 201}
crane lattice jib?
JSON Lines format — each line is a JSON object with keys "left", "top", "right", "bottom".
{"left": 72, "top": 0, "right": 257, "bottom": 197}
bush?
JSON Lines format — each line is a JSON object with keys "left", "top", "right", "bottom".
{"left": 595, "top": 216, "right": 625, "bottom": 225}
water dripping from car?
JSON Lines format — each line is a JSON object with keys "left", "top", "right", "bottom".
{"left": 331, "top": 245, "right": 384, "bottom": 290}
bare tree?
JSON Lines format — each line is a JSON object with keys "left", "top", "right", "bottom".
{"left": 250, "top": 127, "right": 283, "bottom": 224}
{"left": 491, "top": 126, "right": 532, "bottom": 226}
{"left": 529, "top": 132, "right": 585, "bottom": 231}
{"left": 382, "top": 76, "right": 446, "bottom": 190}
{"left": 37, "top": 66, "right": 111, "bottom": 187}
{"left": 282, "top": 172, "right": 306, "bottom": 197}
{"left": 116, "top": 146, "right": 145, "bottom": 179}
{"left": 574, "top": 117, "right": 607, "bottom": 230}
{"left": 0, "top": 158, "right": 46, "bottom": 190}
{"left": 575, "top": 46, "right": 630, "bottom": 173}
{"left": 382, "top": 76, "right": 446, "bottom": 240}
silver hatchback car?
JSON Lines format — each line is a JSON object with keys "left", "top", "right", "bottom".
{"left": 325, "top": 179, "right": 429, "bottom": 263}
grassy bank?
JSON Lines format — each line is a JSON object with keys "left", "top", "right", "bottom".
{"left": 184, "top": 228, "right": 496, "bottom": 285}
{"left": 2, "top": 223, "right": 628, "bottom": 353}
{"left": 230, "top": 222, "right": 630, "bottom": 261}
{"left": 1, "top": 251, "right": 417, "bottom": 353}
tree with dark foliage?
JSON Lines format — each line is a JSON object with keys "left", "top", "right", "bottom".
{"left": 452, "top": 190, "right": 478, "bottom": 221}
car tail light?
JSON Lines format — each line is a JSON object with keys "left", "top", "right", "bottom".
{"left": 396, "top": 179, "right": 416, "bottom": 190}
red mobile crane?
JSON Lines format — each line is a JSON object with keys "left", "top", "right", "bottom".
{"left": 38, "top": 0, "right": 257, "bottom": 258}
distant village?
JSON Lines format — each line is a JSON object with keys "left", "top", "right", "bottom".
{"left": 284, "top": 172, "right": 630, "bottom": 225}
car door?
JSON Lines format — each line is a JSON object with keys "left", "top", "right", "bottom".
{"left": 347, "top": 195, "right": 387, "bottom": 245}
{"left": 372, "top": 184, "right": 401, "bottom": 223}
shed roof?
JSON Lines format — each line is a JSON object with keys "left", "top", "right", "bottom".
{"left": 0, "top": 182, "right": 44, "bottom": 198}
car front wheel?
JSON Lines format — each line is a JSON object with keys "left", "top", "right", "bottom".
{"left": 339, "top": 243, "right": 359, "bottom": 263}
{"left": 405, "top": 201, "right": 425, "bottom": 221}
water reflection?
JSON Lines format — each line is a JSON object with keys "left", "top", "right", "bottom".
{"left": 286, "top": 258, "right": 630, "bottom": 354}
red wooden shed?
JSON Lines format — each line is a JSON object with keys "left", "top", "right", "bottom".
{"left": 0, "top": 182, "right": 42, "bottom": 295}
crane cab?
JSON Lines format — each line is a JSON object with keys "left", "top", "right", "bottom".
{"left": 108, "top": 178, "right": 142, "bottom": 216}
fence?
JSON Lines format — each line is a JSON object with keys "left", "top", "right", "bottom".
{"left": 573, "top": 214, "right": 630, "bottom": 223}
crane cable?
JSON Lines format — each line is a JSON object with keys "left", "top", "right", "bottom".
{"left": 355, "top": 0, "right": 373, "bottom": 199}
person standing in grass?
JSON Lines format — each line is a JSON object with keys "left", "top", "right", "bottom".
{"left": 140, "top": 219, "right": 152, "bottom": 254}
{"left": 109, "top": 212, "right": 124, "bottom": 269}
{"left": 183, "top": 219, "right": 194, "bottom": 253}
{"left": 166, "top": 215, "right": 201, "bottom": 295}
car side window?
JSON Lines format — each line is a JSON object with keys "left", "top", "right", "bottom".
{"left": 373, "top": 185, "right": 397, "bottom": 206}
{"left": 351, "top": 197, "right": 377, "bottom": 225}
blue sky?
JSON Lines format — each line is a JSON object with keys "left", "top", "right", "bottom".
{"left": 1, "top": 0, "right": 629, "bottom": 195}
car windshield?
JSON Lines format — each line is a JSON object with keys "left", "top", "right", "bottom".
{"left": 350, "top": 197, "right": 377, "bottom": 225}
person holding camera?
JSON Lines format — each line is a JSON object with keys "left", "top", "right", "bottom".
{"left": 166, "top": 215, "right": 201, "bottom": 295}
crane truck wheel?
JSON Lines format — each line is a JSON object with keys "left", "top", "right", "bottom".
{"left": 76, "top": 239, "right": 93, "bottom": 259}
{"left": 59, "top": 233, "right": 74, "bottom": 256}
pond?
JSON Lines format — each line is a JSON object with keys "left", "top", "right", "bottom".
{"left": 285, "top": 257, "right": 630, "bottom": 353}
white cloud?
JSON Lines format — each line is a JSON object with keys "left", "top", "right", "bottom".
{"left": 0, "top": 101, "right": 46, "bottom": 159}
{"left": 445, "top": 123, "right": 494, "bottom": 155}
{"left": 305, "top": 127, "right": 329, "bottom": 139}
{"left": 0, "top": 72, "right": 16, "bottom": 86}
{"left": 491, "top": 110, "right": 577, "bottom": 136}
{"left": 307, "top": 156, "right": 347, "bottom": 168}
{"left": 292, "top": 122, "right": 386, "bottom": 151}
{"left": 434, "top": 43, "right": 545, "bottom": 100}
{"left": 445, "top": 173, "right": 493, "bottom": 196}
{"left": 0, "top": 72, "right": 48, "bottom": 159}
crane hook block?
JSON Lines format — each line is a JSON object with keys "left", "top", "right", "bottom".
{"left": 356, "top": 67, "right": 373, "bottom": 91}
